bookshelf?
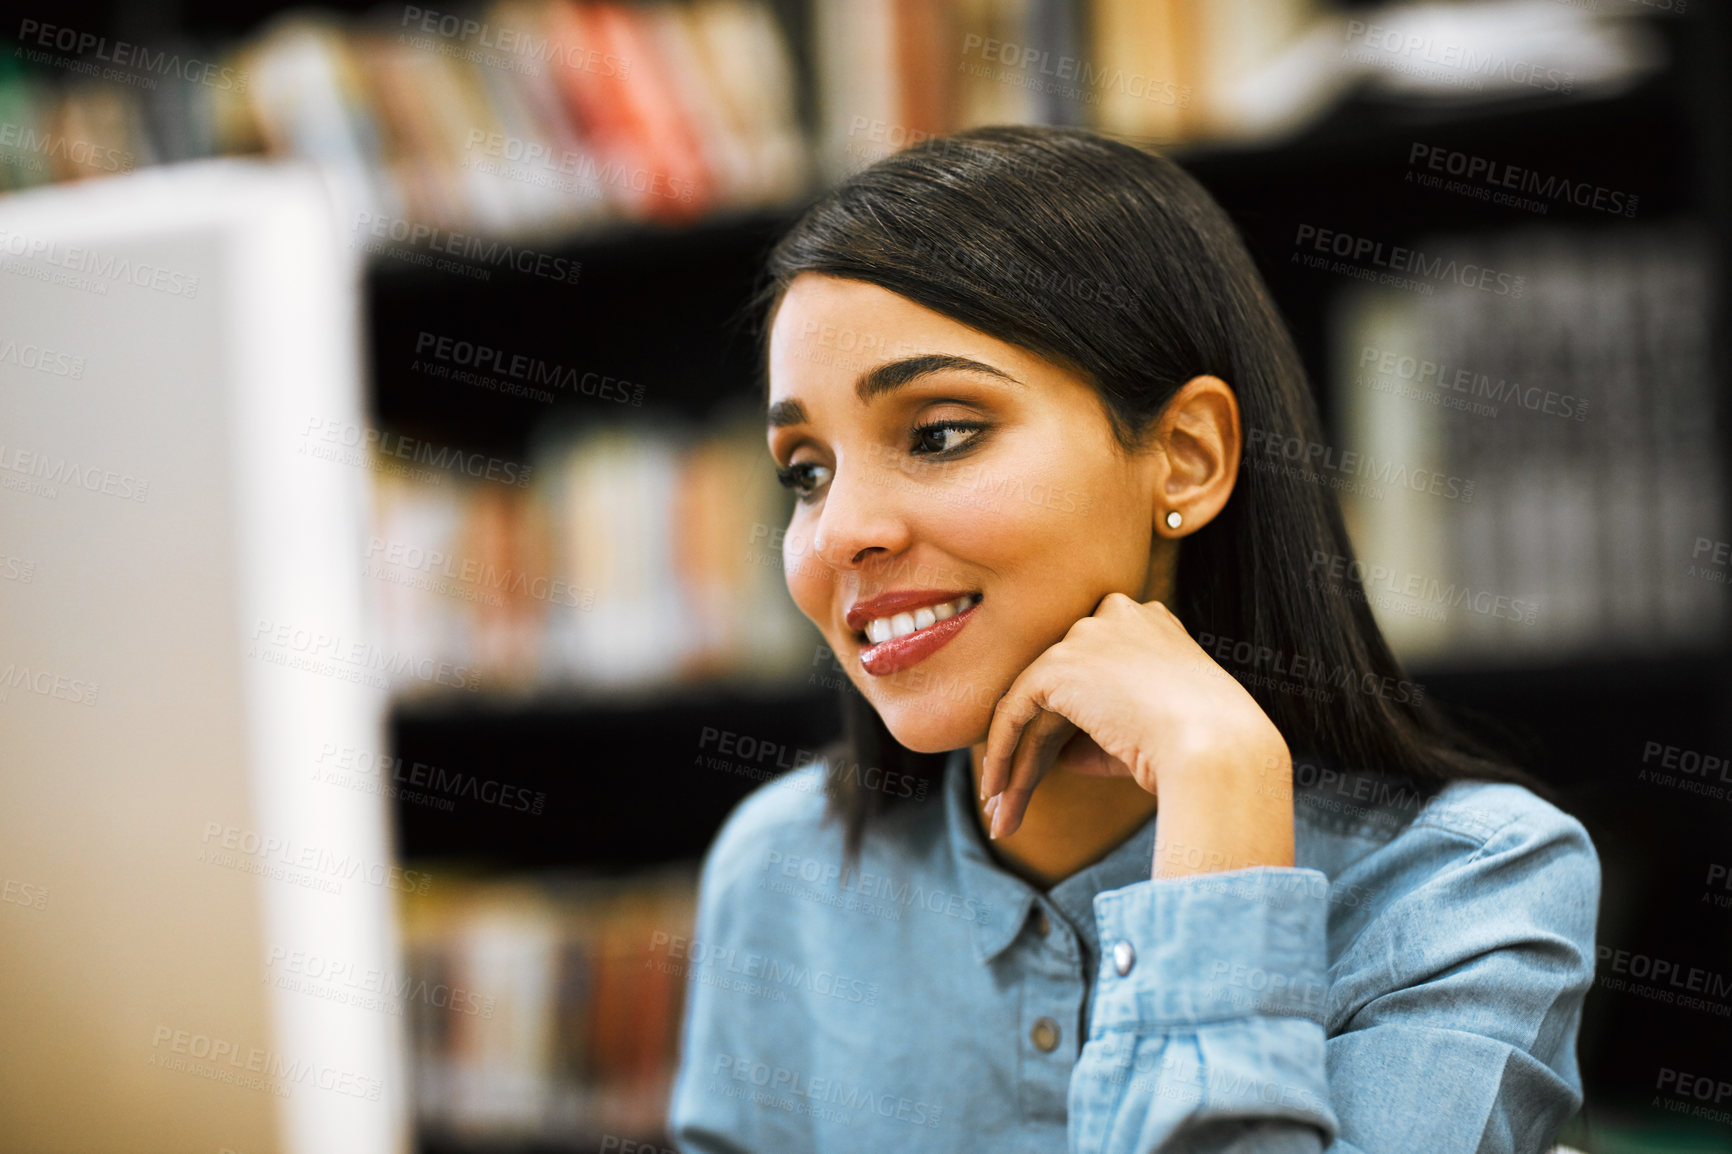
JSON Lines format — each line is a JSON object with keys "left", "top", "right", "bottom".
{"left": 7, "top": 1, "right": 1727, "bottom": 1151}
{"left": 379, "top": 62, "right": 1732, "bottom": 1150}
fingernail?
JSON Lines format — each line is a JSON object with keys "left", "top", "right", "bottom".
{"left": 987, "top": 794, "right": 1003, "bottom": 839}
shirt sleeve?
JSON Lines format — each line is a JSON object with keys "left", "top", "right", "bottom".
{"left": 1067, "top": 808, "right": 1599, "bottom": 1154}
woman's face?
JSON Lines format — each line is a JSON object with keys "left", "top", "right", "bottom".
{"left": 766, "top": 273, "right": 1175, "bottom": 754}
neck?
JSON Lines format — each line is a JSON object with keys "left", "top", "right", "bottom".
{"left": 968, "top": 741, "right": 1160, "bottom": 890}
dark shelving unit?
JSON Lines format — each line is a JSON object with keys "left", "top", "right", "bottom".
{"left": 371, "top": 21, "right": 1732, "bottom": 1141}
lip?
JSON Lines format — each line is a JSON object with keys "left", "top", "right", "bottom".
{"left": 844, "top": 588, "right": 979, "bottom": 634}
{"left": 855, "top": 596, "right": 981, "bottom": 677}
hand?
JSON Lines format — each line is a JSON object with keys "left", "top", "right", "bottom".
{"left": 977, "top": 592, "right": 1295, "bottom": 879}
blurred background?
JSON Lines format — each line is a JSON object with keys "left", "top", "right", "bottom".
{"left": 0, "top": 0, "right": 1728, "bottom": 1150}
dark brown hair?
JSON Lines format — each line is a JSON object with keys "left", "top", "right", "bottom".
{"left": 757, "top": 126, "right": 1539, "bottom": 868}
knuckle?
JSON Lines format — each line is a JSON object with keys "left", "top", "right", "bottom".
{"left": 1065, "top": 616, "right": 1098, "bottom": 642}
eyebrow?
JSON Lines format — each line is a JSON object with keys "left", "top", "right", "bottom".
{"left": 766, "top": 354, "right": 1023, "bottom": 429}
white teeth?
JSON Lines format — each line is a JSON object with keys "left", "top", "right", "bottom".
{"left": 862, "top": 594, "right": 978, "bottom": 645}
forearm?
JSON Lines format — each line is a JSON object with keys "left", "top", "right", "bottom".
{"left": 1150, "top": 747, "right": 1294, "bottom": 880}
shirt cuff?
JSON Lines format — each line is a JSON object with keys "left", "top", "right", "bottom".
{"left": 1090, "top": 867, "right": 1332, "bottom": 1031}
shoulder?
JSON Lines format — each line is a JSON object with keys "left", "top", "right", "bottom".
{"left": 1330, "top": 777, "right": 1600, "bottom": 913}
{"left": 1320, "top": 778, "right": 1600, "bottom": 1024}
{"left": 1303, "top": 771, "right": 1599, "bottom": 894}
{"left": 1403, "top": 778, "right": 1600, "bottom": 888}
{"left": 1410, "top": 779, "right": 1601, "bottom": 935}
{"left": 693, "top": 758, "right": 953, "bottom": 932}
{"left": 694, "top": 761, "right": 840, "bottom": 913}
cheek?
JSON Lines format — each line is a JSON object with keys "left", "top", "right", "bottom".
{"left": 957, "top": 477, "right": 1083, "bottom": 570}
{"left": 928, "top": 504, "right": 1006, "bottom": 574}
{"left": 966, "top": 470, "right": 1136, "bottom": 631}
{"left": 781, "top": 522, "right": 830, "bottom": 621}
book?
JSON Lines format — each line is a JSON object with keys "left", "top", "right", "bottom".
{"left": 367, "top": 412, "right": 811, "bottom": 704}
{"left": 401, "top": 866, "right": 699, "bottom": 1141}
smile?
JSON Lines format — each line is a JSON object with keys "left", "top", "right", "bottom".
{"left": 856, "top": 593, "right": 982, "bottom": 677}
{"left": 860, "top": 592, "right": 980, "bottom": 643}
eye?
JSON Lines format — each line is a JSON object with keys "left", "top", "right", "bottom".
{"left": 775, "top": 460, "right": 830, "bottom": 504}
{"left": 910, "top": 420, "right": 986, "bottom": 456}
{"left": 773, "top": 419, "right": 988, "bottom": 505}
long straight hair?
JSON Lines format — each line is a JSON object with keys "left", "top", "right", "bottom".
{"left": 757, "top": 126, "right": 1538, "bottom": 867}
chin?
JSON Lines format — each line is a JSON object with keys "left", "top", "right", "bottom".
{"left": 869, "top": 695, "right": 991, "bottom": 755}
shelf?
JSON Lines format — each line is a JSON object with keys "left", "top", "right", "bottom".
{"left": 365, "top": 206, "right": 798, "bottom": 454}
{"left": 1412, "top": 651, "right": 1731, "bottom": 790}
{"left": 1173, "top": 60, "right": 1684, "bottom": 179}
{"left": 363, "top": 204, "right": 806, "bottom": 286}
{"left": 390, "top": 673, "right": 820, "bottom": 723}
{"left": 1414, "top": 649, "right": 1730, "bottom": 697}
{"left": 390, "top": 680, "right": 842, "bottom": 870}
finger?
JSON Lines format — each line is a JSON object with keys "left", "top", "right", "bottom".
{"left": 1054, "top": 729, "right": 1136, "bottom": 777}
{"left": 979, "top": 668, "right": 1051, "bottom": 801}
{"left": 992, "top": 707, "right": 1076, "bottom": 839}
{"left": 980, "top": 649, "right": 1072, "bottom": 829}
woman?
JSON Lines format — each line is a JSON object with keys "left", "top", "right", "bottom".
{"left": 667, "top": 126, "right": 1598, "bottom": 1153}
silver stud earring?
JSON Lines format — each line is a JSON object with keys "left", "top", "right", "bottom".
{"left": 1165, "top": 510, "right": 1182, "bottom": 530}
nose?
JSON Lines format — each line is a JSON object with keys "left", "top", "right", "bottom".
{"left": 808, "top": 458, "right": 913, "bottom": 572}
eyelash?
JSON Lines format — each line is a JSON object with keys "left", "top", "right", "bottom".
{"left": 775, "top": 420, "right": 988, "bottom": 503}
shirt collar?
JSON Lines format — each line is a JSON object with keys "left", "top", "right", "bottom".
{"left": 942, "top": 746, "right": 1160, "bottom": 966}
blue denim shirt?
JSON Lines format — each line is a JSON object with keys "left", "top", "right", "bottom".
{"left": 667, "top": 746, "right": 1599, "bottom": 1153}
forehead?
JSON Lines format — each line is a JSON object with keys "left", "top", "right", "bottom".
{"left": 769, "top": 275, "right": 942, "bottom": 354}
{"left": 767, "top": 274, "right": 1034, "bottom": 402}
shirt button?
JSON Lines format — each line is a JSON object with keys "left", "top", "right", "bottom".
{"left": 1030, "top": 1017, "right": 1061, "bottom": 1053}
{"left": 1032, "top": 908, "right": 1050, "bottom": 937}
{"left": 1113, "top": 940, "right": 1136, "bottom": 976}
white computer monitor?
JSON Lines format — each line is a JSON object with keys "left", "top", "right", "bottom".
{"left": 0, "top": 158, "right": 408, "bottom": 1154}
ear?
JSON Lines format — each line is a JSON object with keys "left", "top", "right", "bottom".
{"left": 1150, "top": 375, "right": 1241, "bottom": 537}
